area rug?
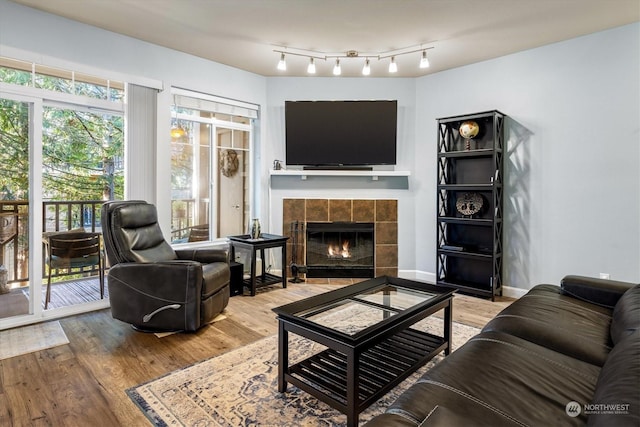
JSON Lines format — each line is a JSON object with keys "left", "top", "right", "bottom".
{"left": 127, "top": 317, "right": 480, "bottom": 426}
{"left": 0, "top": 320, "right": 69, "bottom": 360}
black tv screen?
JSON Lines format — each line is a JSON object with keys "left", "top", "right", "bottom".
{"left": 285, "top": 100, "right": 397, "bottom": 167}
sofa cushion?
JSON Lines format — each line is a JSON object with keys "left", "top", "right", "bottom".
{"left": 588, "top": 329, "right": 640, "bottom": 426}
{"left": 483, "top": 284, "right": 613, "bottom": 366}
{"left": 610, "top": 284, "right": 640, "bottom": 345}
{"left": 378, "top": 330, "right": 600, "bottom": 426}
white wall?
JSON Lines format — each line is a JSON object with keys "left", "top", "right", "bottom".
{"left": 415, "top": 23, "right": 640, "bottom": 289}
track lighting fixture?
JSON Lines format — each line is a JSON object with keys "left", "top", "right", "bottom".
{"left": 273, "top": 45, "right": 433, "bottom": 76}
{"left": 420, "top": 50, "right": 430, "bottom": 68}
{"left": 388, "top": 56, "right": 398, "bottom": 73}
{"left": 362, "top": 58, "right": 371, "bottom": 76}
{"left": 333, "top": 59, "right": 341, "bottom": 76}
{"left": 277, "top": 53, "right": 287, "bottom": 71}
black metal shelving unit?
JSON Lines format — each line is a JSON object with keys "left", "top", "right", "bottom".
{"left": 436, "top": 110, "right": 505, "bottom": 300}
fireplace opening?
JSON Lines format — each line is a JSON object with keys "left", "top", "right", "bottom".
{"left": 306, "top": 222, "right": 375, "bottom": 278}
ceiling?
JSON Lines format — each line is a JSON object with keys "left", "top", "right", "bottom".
{"left": 9, "top": 0, "right": 640, "bottom": 78}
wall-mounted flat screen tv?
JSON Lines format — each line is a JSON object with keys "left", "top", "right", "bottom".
{"left": 285, "top": 100, "right": 397, "bottom": 167}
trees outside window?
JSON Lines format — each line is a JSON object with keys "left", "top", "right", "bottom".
{"left": 42, "top": 106, "right": 124, "bottom": 203}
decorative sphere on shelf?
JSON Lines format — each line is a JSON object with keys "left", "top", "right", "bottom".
{"left": 459, "top": 121, "right": 480, "bottom": 139}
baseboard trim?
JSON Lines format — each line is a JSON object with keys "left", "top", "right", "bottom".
{"left": 257, "top": 268, "right": 528, "bottom": 300}
{"left": 398, "top": 270, "right": 436, "bottom": 283}
{"left": 502, "top": 286, "right": 528, "bottom": 299}
{"left": 403, "top": 270, "right": 526, "bottom": 299}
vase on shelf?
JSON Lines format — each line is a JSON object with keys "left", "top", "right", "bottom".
{"left": 250, "top": 218, "right": 261, "bottom": 239}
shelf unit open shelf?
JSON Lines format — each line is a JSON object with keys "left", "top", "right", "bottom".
{"left": 436, "top": 110, "right": 505, "bottom": 300}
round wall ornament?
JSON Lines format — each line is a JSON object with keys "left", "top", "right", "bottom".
{"left": 219, "top": 149, "right": 239, "bottom": 177}
{"left": 456, "top": 192, "right": 484, "bottom": 217}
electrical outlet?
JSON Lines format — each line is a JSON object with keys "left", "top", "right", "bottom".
{"left": 599, "top": 273, "right": 610, "bottom": 280}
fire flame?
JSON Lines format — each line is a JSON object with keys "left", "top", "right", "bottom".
{"left": 327, "top": 240, "right": 351, "bottom": 258}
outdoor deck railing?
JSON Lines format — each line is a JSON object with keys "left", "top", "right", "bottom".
{"left": 0, "top": 199, "right": 203, "bottom": 285}
{"left": 0, "top": 200, "right": 103, "bottom": 285}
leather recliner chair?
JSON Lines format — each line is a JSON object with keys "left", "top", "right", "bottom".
{"left": 101, "top": 200, "right": 230, "bottom": 332}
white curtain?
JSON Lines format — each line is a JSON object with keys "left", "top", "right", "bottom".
{"left": 126, "top": 83, "right": 158, "bottom": 202}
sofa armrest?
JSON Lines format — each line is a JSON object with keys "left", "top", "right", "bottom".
{"left": 561, "top": 275, "right": 637, "bottom": 308}
{"left": 108, "top": 261, "right": 203, "bottom": 300}
{"left": 175, "top": 248, "right": 229, "bottom": 264}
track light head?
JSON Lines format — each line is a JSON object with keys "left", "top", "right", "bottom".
{"left": 277, "top": 53, "right": 287, "bottom": 71}
{"left": 388, "top": 56, "right": 398, "bottom": 73}
{"left": 307, "top": 57, "right": 316, "bottom": 74}
{"left": 333, "top": 59, "right": 341, "bottom": 76}
{"left": 420, "top": 50, "right": 430, "bottom": 69}
{"left": 362, "top": 58, "right": 371, "bottom": 76}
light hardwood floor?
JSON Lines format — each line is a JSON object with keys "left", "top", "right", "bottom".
{"left": 0, "top": 281, "right": 514, "bottom": 426}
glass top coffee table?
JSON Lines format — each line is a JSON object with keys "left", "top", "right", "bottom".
{"left": 272, "top": 276, "right": 455, "bottom": 427}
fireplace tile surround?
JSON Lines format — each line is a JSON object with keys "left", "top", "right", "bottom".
{"left": 282, "top": 199, "right": 398, "bottom": 279}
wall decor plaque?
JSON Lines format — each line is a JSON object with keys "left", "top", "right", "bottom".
{"left": 456, "top": 192, "right": 483, "bottom": 217}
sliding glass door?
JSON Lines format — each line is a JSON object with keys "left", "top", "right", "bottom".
{"left": 0, "top": 96, "right": 32, "bottom": 321}
{"left": 1, "top": 56, "right": 126, "bottom": 327}
{"left": 41, "top": 103, "right": 123, "bottom": 310}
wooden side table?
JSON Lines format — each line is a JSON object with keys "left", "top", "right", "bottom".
{"left": 228, "top": 234, "right": 289, "bottom": 296}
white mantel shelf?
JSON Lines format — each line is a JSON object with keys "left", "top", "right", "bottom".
{"left": 269, "top": 169, "right": 411, "bottom": 181}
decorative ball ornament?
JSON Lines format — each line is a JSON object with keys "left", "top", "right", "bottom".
{"left": 459, "top": 120, "right": 480, "bottom": 150}
{"left": 459, "top": 121, "right": 480, "bottom": 139}
{"left": 456, "top": 192, "right": 484, "bottom": 217}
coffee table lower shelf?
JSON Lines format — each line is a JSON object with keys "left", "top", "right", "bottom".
{"left": 286, "top": 328, "right": 446, "bottom": 412}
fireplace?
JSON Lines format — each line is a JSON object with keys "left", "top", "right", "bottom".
{"left": 283, "top": 199, "right": 398, "bottom": 279}
{"left": 306, "top": 222, "right": 375, "bottom": 278}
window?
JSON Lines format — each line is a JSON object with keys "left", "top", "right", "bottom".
{"left": 0, "top": 56, "right": 124, "bottom": 101}
{"left": 169, "top": 89, "right": 256, "bottom": 242}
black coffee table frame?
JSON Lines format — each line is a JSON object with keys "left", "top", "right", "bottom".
{"left": 273, "top": 276, "right": 455, "bottom": 427}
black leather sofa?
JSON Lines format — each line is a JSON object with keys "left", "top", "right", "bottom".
{"left": 364, "top": 275, "right": 640, "bottom": 426}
